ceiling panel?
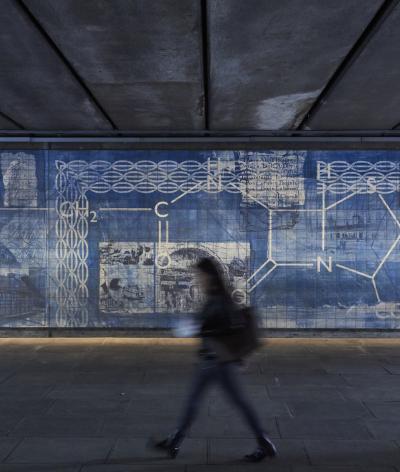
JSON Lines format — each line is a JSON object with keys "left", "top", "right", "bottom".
{"left": 25, "top": 0, "right": 205, "bottom": 130}
{"left": 0, "top": 0, "right": 111, "bottom": 130}
{"left": 208, "top": 0, "right": 383, "bottom": 130}
{"left": 306, "top": 4, "right": 400, "bottom": 130}
{"left": 0, "top": 114, "right": 19, "bottom": 130}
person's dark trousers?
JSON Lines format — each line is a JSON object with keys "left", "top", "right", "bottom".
{"left": 175, "top": 359, "right": 265, "bottom": 441}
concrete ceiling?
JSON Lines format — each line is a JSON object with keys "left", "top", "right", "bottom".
{"left": 0, "top": 0, "right": 399, "bottom": 134}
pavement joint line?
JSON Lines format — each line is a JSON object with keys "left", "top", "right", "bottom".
{"left": 103, "top": 435, "right": 118, "bottom": 465}
{"left": 6, "top": 416, "right": 26, "bottom": 438}
{"left": 1, "top": 436, "right": 24, "bottom": 464}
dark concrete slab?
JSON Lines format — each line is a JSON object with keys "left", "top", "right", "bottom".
{"left": 0, "top": 385, "right": 52, "bottom": 401}
{"left": 11, "top": 416, "right": 102, "bottom": 437}
{"left": 0, "top": 0, "right": 111, "bottom": 130}
{"left": 0, "top": 339, "right": 399, "bottom": 469}
{"left": 107, "top": 437, "right": 207, "bottom": 466}
{"left": 260, "top": 357, "right": 327, "bottom": 374}
{"left": 268, "top": 385, "right": 345, "bottom": 401}
{"left": 46, "top": 398, "right": 130, "bottom": 417}
{"left": 364, "top": 401, "right": 400, "bottom": 419}
{"left": 0, "top": 439, "right": 21, "bottom": 462}
{"left": 6, "top": 437, "right": 114, "bottom": 464}
{"left": 321, "top": 359, "right": 388, "bottom": 374}
{"left": 307, "top": 4, "right": 400, "bottom": 130}
{"left": 81, "top": 466, "right": 185, "bottom": 472}
{"left": 46, "top": 385, "right": 136, "bottom": 401}
{"left": 208, "top": 0, "right": 382, "bottom": 130}
{"left": 342, "top": 386, "right": 400, "bottom": 402}
{"left": 189, "top": 414, "right": 280, "bottom": 438}
{"left": 100, "top": 415, "right": 177, "bottom": 437}
{"left": 35, "top": 340, "right": 100, "bottom": 353}
{"left": 0, "top": 399, "right": 52, "bottom": 416}
{"left": 70, "top": 371, "right": 144, "bottom": 385}
{"left": 304, "top": 439, "right": 400, "bottom": 466}
{"left": 208, "top": 438, "right": 309, "bottom": 466}
{"left": 278, "top": 418, "right": 372, "bottom": 440}
{"left": 343, "top": 373, "right": 400, "bottom": 387}
{"left": 0, "top": 418, "right": 24, "bottom": 437}
{"left": 187, "top": 463, "right": 397, "bottom": 472}
{"left": 366, "top": 420, "right": 400, "bottom": 440}
{"left": 380, "top": 364, "right": 400, "bottom": 374}
{"left": 122, "top": 381, "right": 191, "bottom": 396}
{"left": 24, "top": 0, "right": 204, "bottom": 130}
{"left": 188, "top": 465, "right": 291, "bottom": 472}
{"left": 287, "top": 400, "right": 371, "bottom": 419}
{"left": 3, "top": 372, "right": 75, "bottom": 386}
{"left": 275, "top": 373, "right": 347, "bottom": 387}
{"left": 294, "top": 467, "right": 396, "bottom": 472}
{"left": 209, "top": 395, "right": 290, "bottom": 418}
{"left": 308, "top": 340, "right": 366, "bottom": 354}
{"left": 190, "top": 467, "right": 395, "bottom": 472}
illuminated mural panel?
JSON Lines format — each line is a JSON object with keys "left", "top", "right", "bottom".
{"left": 155, "top": 242, "right": 249, "bottom": 313}
{"left": 0, "top": 149, "right": 399, "bottom": 329}
{"left": 99, "top": 242, "right": 155, "bottom": 314}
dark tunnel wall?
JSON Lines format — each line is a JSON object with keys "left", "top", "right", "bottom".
{"left": 0, "top": 149, "right": 399, "bottom": 330}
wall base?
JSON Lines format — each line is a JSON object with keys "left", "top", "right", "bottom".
{"left": 0, "top": 328, "right": 399, "bottom": 338}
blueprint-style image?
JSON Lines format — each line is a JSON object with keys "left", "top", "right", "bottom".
{"left": 0, "top": 149, "right": 399, "bottom": 329}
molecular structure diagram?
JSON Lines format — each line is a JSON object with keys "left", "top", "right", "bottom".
{"left": 56, "top": 156, "right": 400, "bottom": 323}
{"left": 151, "top": 159, "right": 400, "bottom": 309}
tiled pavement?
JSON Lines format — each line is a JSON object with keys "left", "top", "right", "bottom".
{"left": 0, "top": 338, "right": 399, "bottom": 470}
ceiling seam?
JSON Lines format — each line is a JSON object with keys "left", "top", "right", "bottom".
{"left": 0, "top": 111, "right": 24, "bottom": 129}
{"left": 297, "top": 0, "right": 400, "bottom": 130}
{"left": 201, "top": 0, "right": 210, "bottom": 130}
{"left": 16, "top": 0, "right": 118, "bottom": 130}
{"left": 1, "top": 129, "right": 400, "bottom": 138}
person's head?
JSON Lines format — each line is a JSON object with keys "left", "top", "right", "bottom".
{"left": 195, "top": 257, "right": 228, "bottom": 296}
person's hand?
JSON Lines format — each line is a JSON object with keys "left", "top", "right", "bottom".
{"left": 172, "top": 319, "right": 199, "bottom": 337}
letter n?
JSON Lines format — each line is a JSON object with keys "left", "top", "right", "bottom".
{"left": 317, "top": 256, "right": 333, "bottom": 273}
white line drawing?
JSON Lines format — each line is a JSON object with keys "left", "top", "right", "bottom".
{"left": 238, "top": 161, "right": 400, "bottom": 302}
{"left": 156, "top": 219, "right": 171, "bottom": 268}
{"left": 154, "top": 202, "right": 169, "bottom": 218}
{"left": 329, "top": 192, "right": 400, "bottom": 304}
{"left": 379, "top": 194, "right": 400, "bottom": 229}
{"left": 317, "top": 160, "right": 400, "bottom": 195}
{"left": 99, "top": 207, "right": 152, "bottom": 212}
{"left": 0, "top": 208, "right": 51, "bottom": 211}
{"left": 321, "top": 186, "right": 326, "bottom": 251}
{"left": 248, "top": 262, "right": 277, "bottom": 293}
{"left": 55, "top": 161, "right": 89, "bottom": 327}
{"left": 55, "top": 157, "right": 400, "bottom": 324}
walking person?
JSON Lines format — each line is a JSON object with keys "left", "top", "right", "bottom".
{"left": 151, "top": 257, "right": 277, "bottom": 462}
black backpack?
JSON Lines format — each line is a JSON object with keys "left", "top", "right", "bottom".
{"left": 217, "top": 306, "right": 261, "bottom": 360}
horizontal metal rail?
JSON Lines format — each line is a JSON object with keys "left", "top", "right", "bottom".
{"left": 1, "top": 130, "right": 400, "bottom": 143}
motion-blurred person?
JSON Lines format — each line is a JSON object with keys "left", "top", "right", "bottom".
{"left": 151, "top": 257, "right": 277, "bottom": 462}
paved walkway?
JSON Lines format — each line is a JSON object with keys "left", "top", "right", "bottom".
{"left": 0, "top": 338, "right": 399, "bottom": 470}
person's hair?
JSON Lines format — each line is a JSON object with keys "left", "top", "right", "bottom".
{"left": 195, "top": 257, "right": 229, "bottom": 296}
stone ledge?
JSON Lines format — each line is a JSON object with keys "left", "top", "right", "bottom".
{"left": 0, "top": 328, "right": 399, "bottom": 338}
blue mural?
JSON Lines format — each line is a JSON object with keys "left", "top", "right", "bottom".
{"left": 0, "top": 149, "right": 399, "bottom": 329}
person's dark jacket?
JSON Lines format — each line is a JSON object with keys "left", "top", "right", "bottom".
{"left": 198, "top": 292, "right": 237, "bottom": 361}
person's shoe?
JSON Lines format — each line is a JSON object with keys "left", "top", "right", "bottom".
{"left": 244, "top": 446, "right": 268, "bottom": 462}
{"left": 258, "top": 436, "right": 277, "bottom": 457}
{"left": 149, "top": 433, "right": 183, "bottom": 459}
{"left": 154, "top": 438, "right": 180, "bottom": 459}
{"left": 244, "top": 436, "right": 277, "bottom": 462}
